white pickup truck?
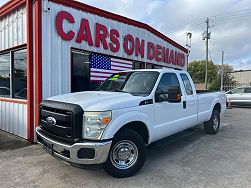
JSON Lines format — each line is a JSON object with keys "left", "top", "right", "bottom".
{"left": 36, "top": 69, "right": 226, "bottom": 178}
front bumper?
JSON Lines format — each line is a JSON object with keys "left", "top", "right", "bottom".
{"left": 36, "top": 127, "right": 112, "bottom": 165}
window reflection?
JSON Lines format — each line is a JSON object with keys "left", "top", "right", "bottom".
{"left": 0, "top": 53, "right": 10, "bottom": 98}
{"left": 14, "top": 49, "right": 27, "bottom": 99}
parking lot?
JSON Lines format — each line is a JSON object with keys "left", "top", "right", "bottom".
{"left": 0, "top": 107, "right": 251, "bottom": 188}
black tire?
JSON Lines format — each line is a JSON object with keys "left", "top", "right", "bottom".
{"left": 103, "top": 129, "right": 146, "bottom": 178}
{"left": 204, "top": 109, "right": 220, "bottom": 135}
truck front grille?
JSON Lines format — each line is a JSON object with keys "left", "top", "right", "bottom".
{"left": 39, "top": 100, "right": 84, "bottom": 142}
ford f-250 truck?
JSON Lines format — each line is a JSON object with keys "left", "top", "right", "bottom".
{"left": 36, "top": 69, "right": 226, "bottom": 178}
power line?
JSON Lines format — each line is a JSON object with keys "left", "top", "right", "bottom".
{"left": 211, "top": 32, "right": 251, "bottom": 41}
{"left": 166, "top": 8, "right": 251, "bottom": 33}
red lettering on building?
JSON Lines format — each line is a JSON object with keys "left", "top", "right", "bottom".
{"left": 95, "top": 23, "right": 109, "bottom": 49}
{"left": 109, "top": 29, "right": 120, "bottom": 53}
{"left": 169, "top": 50, "right": 174, "bottom": 65}
{"left": 135, "top": 38, "right": 145, "bottom": 58}
{"left": 123, "top": 34, "right": 134, "bottom": 55}
{"left": 147, "top": 42, "right": 155, "bottom": 60}
{"left": 174, "top": 51, "right": 179, "bottom": 65}
{"left": 155, "top": 44, "right": 162, "bottom": 62}
{"left": 165, "top": 48, "right": 170, "bottom": 64}
{"left": 180, "top": 53, "right": 185, "bottom": 67}
{"left": 76, "top": 18, "right": 93, "bottom": 46}
{"left": 56, "top": 11, "right": 75, "bottom": 41}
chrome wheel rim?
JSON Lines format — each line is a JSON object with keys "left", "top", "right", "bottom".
{"left": 213, "top": 114, "right": 219, "bottom": 130}
{"left": 110, "top": 140, "right": 138, "bottom": 170}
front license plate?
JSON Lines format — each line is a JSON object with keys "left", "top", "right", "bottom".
{"left": 43, "top": 141, "right": 54, "bottom": 155}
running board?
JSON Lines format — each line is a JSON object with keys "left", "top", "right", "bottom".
{"left": 148, "top": 128, "right": 194, "bottom": 149}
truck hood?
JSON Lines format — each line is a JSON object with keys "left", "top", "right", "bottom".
{"left": 48, "top": 91, "right": 146, "bottom": 111}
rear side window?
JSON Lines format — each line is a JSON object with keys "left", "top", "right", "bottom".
{"left": 232, "top": 88, "right": 244, "bottom": 94}
{"left": 180, "top": 74, "right": 193, "bottom": 95}
{"left": 156, "top": 73, "right": 180, "bottom": 92}
{"left": 244, "top": 88, "right": 251, "bottom": 93}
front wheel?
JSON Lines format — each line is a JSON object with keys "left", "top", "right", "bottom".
{"left": 204, "top": 109, "right": 220, "bottom": 134}
{"left": 103, "top": 129, "right": 146, "bottom": 178}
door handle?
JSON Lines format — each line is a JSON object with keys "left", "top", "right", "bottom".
{"left": 183, "top": 101, "right": 186, "bottom": 109}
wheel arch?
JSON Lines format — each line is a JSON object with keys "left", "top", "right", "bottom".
{"left": 213, "top": 103, "right": 221, "bottom": 113}
{"left": 116, "top": 121, "right": 149, "bottom": 144}
{"left": 101, "top": 111, "right": 153, "bottom": 144}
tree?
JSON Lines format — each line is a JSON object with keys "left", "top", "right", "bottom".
{"left": 209, "top": 64, "right": 237, "bottom": 91}
{"left": 188, "top": 60, "right": 217, "bottom": 84}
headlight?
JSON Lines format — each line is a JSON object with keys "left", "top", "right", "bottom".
{"left": 83, "top": 111, "right": 112, "bottom": 140}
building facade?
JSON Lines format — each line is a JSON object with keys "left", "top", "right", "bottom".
{"left": 0, "top": 0, "right": 188, "bottom": 141}
{"left": 231, "top": 70, "right": 251, "bottom": 86}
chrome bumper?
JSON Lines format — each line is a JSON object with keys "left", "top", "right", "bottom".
{"left": 36, "top": 127, "right": 112, "bottom": 165}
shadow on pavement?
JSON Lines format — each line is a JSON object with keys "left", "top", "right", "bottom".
{"left": 0, "top": 130, "right": 31, "bottom": 152}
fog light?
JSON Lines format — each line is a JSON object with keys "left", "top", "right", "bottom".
{"left": 77, "top": 148, "right": 95, "bottom": 159}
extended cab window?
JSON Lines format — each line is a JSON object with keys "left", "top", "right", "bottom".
{"left": 180, "top": 73, "right": 193, "bottom": 95}
{"left": 244, "top": 88, "right": 251, "bottom": 93}
{"left": 156, "top": 73, "right": 180, "bottom": 92}
{"left": 232, "top": 88, "right": 244, "bottom": 94}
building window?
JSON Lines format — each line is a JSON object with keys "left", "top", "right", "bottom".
{"left": 153, "top": 64, "right": 163, "bottom": 69}
{"left": 146, "top": 63, "right": 163, "bottom": 69}
{"left": 0, "top": 48, "right": 27, "bottom": 99}
{"left": 133, "top": 62, "right": 145, "bottom": 69}
{"left": 14, "top": 49, "right": 27, "bottom": 99}
{"left": 0, "top": 53, "right": 11, "bottom": 98}
{"left": 146, "top": 63, "right": 153, "bottom": 69}
{"left": 71, "top": 51, "right": 91, "bottom": 92}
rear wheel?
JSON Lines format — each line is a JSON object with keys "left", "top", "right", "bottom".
{"left": 103, "top": 129, "right": 146, "bottom": 178}
{"left": 204, "top": 109, "right": 220, "bottom": 134}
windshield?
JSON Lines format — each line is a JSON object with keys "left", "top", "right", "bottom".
{"left": 98, "top": 71, "right": 159, "bottom": 96}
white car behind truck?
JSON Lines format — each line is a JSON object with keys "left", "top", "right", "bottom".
{"left": 36, "top": 69, "right": 227, "bottom": 178}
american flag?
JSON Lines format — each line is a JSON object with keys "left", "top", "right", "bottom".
{"left": 90, "top": 53, "right": 132, "bottom": 81}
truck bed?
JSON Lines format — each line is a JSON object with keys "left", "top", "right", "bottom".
{"left": 196, "top": 90, "right": 221, "bottom": 94}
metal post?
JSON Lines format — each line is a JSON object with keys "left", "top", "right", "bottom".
{"left": 221, "top": 51, "right": 224, "bottom": 91}
{"left": 204, "top": 18, "right": 209, "bottom": 90}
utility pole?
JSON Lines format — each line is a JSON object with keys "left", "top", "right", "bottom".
{"left": 204, "top": 18, "right": 210, "bottom": 90}
{"left": 221, "top": 51, "right": 224, "bottom": 91}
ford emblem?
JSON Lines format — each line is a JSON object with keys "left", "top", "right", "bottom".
{"left": 46, "top": 117, "right": 57, "bottom": 126}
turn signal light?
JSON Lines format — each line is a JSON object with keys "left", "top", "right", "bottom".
{"left": 101, "top": 117, "right": 112, "bottom": 124}
{"left": 176, "top": 93, "right": 181, "bottom": 100}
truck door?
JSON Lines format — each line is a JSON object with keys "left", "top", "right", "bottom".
{"left": 154, "top": 73, "right": 188, "bottom": 140}
{"left": 180, "top": 73, "right": 198, "bottom": 126}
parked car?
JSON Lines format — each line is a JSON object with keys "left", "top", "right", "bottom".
{"left": 36, "top": 69, "right": 227, "bottom": 178}
{"left": 226, "top": 86, "right": 251, "bottom": 106}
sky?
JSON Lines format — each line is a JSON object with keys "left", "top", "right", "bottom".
{"left": 1, "top": 0, "right": 251, "bottom": 70}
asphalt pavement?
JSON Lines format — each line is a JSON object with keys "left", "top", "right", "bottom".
{"left": 0, "top": 107, "right": 251, "bottom": 188}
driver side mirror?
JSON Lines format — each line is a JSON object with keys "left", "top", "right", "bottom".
{"left": 155, "top": 86, "right": 181, "bottom": 103}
